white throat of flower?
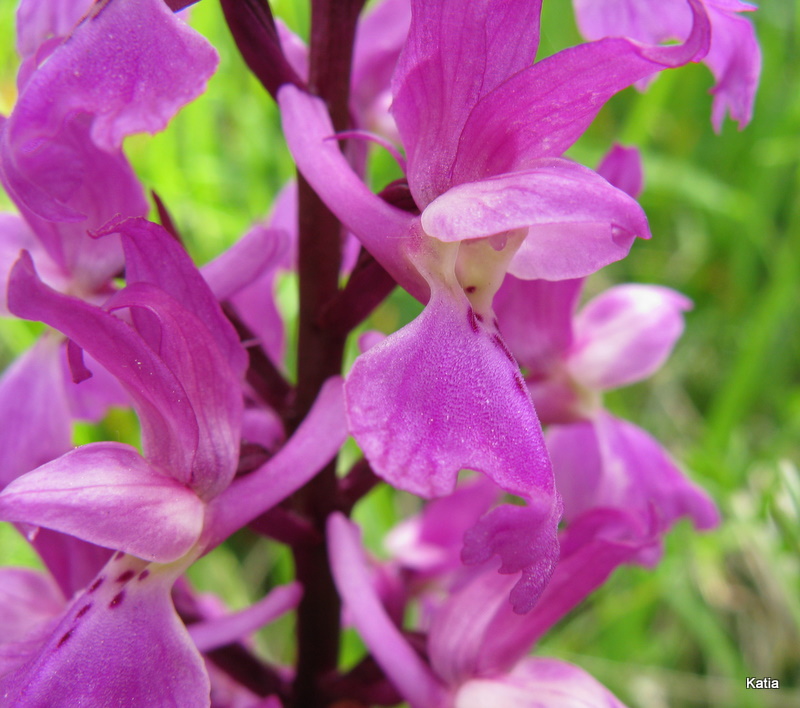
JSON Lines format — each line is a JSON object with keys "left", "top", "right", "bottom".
{"left": 455, "top": 229, "right": 527, "bottom": 317}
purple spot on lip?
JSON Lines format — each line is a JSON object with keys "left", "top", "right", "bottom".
{"left": 475, "top": 312, "right": 484, "bottom": 323}
{"left": 109, "top": 591, "right": 125, "bottom": 609}
{"left": 467, "top": 307, "right": 479, "bottom": 334}
{"left": 88, "top": 577, "right": 105, "bottom": 594}
{"left": 138, "top": 569, "right": 150, "bottom": 581}
{"left": 116, "top": 570, "right": 135, "bottom": 584}
{"left": 89, "top": 0, "right": 113, "bottom": 21}
{"left": 76, "top": 604, "right": 92, "bottom": 619}
{"left": 514, "top": 374, "right": 527, "bottom": 395}
{"left": 465, "top": 285, "right": 477, "bottom": 294}
{"left": 57, "top": 630, "right": 73, "bottom": 648}
{"left": 491, "top": 333, "right": 515, "bottom": 364}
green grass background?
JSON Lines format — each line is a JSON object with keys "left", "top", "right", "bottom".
{"left": 0, "top": 1, "right": 798, "bottom": 706}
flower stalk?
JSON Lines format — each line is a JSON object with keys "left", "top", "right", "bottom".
{"left": 291, "top": 1, "right": 369, "bottom": 704}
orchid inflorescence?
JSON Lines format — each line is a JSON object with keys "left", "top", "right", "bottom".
{"left": 0, "top": 0, "right": 760, "bottom": 706}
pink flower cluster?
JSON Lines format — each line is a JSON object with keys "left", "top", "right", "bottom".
{"left": 0, "top": 0, "right": 759, "bottom": 705}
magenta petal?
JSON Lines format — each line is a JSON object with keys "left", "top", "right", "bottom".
{"left": 473, "top": 509, "right": 653, "bottom": 671}
{"left": 455, "top": 657, "right": 628, "bottom": 708}
{"left": 428, "top": 566, "right": 518, "bottom": 685}
{"left": 392, "top": 0, "right": 543, "bottom": 205}
{"left": 451, "top": 1, "right": 710, "bottom": 182}
{"left": 98, "top": 216, "right": 247, "bottom": 379}
{"left": 189, "top": 583, "right": 301, "bottom": 653}
{"left": 548, "top": 414, "right": 720, "bottom": 536}
{"left": 0, "top": 442, "right": 204, "bottom": 562}
{"left": 345, "top": 285, "right": 552, "bottom": 499}
{"left": 8, "top": 253, "right": 200, "bottom": 488}
{"left": 0, "top": 120, "right": 81, "bottom": 223}
{"left": 386, "top": 476, "right": 500, "bottom": 575}
{"left": 0, "top": 212, "right": 46, "bottom": 316}
{"left": 0, "top": 567, "right": 65, "bottom": 678}
{"left": 278, "top": 85, "right": 428, "bottom": 301}
{"left": 596, "top": 144, "right": 644, "bottom": 198}
{"left": 0, "top": 568, "right": 64, "bottom": 644}
{"left": 431, "top": 508, "right": 653, "bottom": 680}
{"left": 0, "top": 337, "right": 71, "bottom": 489}
{"left": 105, "top": 283, "right": 243, "bottom": 499}
{"left": 423, "top": 161, "right": 648, "bottom": 242}
{"left": 568, "top": 284, "right": 692, "bottom": 390}
{"left": 10, "top": 251, "right": 243, "bottom": 500}
{"left": 351, "top": 0, "right": 411, "bottom": 136}
{"left": 208, "top": 221, "right": 292, "bottom": 366}
{"left": 357, "top": 330, "right": 386, "bottom": 354}
{"left": 461, "top": 500, "right": 561, "bottom": 614}
{"left": 266, "top": 180, "right": 299, "bottom": 266}
{"left": 328, "top": 514, "right": 446, "bottom": 708}
{"left": 492, "top": 276, "right": 582, "bottom": 377}
{"left": 241, "top": 407, "right": 285, "bottom": 454}
{"left": 573, "top": 0, "right": 692, "bottom": 44}
{"left": 205, "top": 377, "right": 346, "bottom": 548}
{"left": 30, "top": 530, "right": 113, "bottom": 601}
{"left": 1, "top": 116, "right": 147, "bottom": 286}
{"left": 231, "top": 271, "right": 287, "bottom": 368}
{"left": 202, "top": 223, "right": 290, "bottom": 303}
{"left": 573, "top": 0, "right": 760, "bottom": 130}
{"left": 15, "top": 0, "right": 93, "bottom": 59}
{"left": 535, "top": 507, "right": 657, "bottom": 613}
{"left": 422, "top": 161, "right": 649, "bottom": 280}
{"left": 60, "top": 348, "right": 128, "bottom": 423}
{"left": 0, "top": 558, "right": 209, "bottom": 707}
{"left": 3, "top": 0, "right": 214, "bottom": 227}
{"left": 9, "top": 0, "right": 218, "bottom": 150}
{"left": 509, "top": 220, "right": 638, "bottom": 280}
{"left": 573, "top": 0, "right": 694, "bottom": 47}
{"left": 705, "top": 1, "right": 761, "bottom": 130}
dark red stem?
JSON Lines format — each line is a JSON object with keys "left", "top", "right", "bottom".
{"left": 289, "top": 1, "right": 366, "bottom": 707}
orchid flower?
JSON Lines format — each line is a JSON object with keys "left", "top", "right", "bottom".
{"left": 493, "top": 145, "right": 719, "bottom": 557}
{"left": 0, "top": 0, "right": 222, "bottom": 597}
{"left": 0, "top": 217, "right": 347, "bottom": 706}
{"left": 2, "top": 0, "right": 218, "bottom": 224}
{"left": 0, "top": 0, "right": 219, "bottom": 469}
{"left": 572, "top": 0, "right": 761, "bottom": 130}
{"left": 381, "top": 475, "right": 673, "bottom": 675}
{"left": 280, "top": 0, "right": 711, "bottom": 612}
{"left": 329, "top": 512, "right": 636, "bottom": 708}
{"left": 0, "top": 0, "right": 765, "bottom": 702}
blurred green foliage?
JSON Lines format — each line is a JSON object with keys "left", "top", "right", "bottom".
{"left": 0, "top": 1, "right": 797, "bottom": 706}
